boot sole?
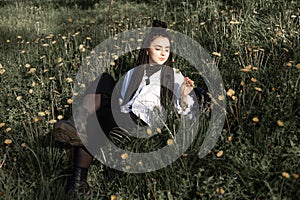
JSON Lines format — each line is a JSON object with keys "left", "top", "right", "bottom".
{"left": 52, "top": 122, "right": 83, "bottom": 146}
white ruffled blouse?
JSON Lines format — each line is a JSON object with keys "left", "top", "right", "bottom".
{"left": 119, "top": 67, "right": 194, "bottom": 127}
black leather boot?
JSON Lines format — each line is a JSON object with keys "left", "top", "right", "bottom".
{"left": 66, "top": 167, "right": 90, "bottom": 197}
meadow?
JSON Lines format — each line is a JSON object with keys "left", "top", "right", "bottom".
{"left": 0, "top": 0, "right": 299, "bottom": 199}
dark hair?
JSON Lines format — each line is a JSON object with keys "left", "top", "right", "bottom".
{"left": 137, "top": 20, "right": 172, "bottom": 66}
{"left": 123, "top": 20, "right": 174, "bottom": 109}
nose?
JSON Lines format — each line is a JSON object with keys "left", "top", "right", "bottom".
{"left": 161, "top": 49, "right": 166, "bottom": 56}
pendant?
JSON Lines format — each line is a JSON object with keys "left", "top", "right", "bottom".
{"left": 145, "top": 78, "right": 150, "bottom": 85}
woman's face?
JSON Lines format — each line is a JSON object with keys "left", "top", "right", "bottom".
{"left": 147, "top": 36, "right": 170, "bottom": 65}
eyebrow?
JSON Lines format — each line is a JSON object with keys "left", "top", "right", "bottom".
{"left": 153, "top": 45, "right": 170, "bottom": 48}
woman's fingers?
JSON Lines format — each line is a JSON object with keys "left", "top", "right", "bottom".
{"left": 184, "top": 77, "right": 195, "bottom": 88}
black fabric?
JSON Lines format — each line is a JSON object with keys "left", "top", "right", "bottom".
{"left": 145, "top": 65, "right": 162, "bottom": 85}
{"left": 85, "top": 73, "right": 115, "bottom": 96}
{"left": 84, "top": 73, "right": 147, "bottom": 144}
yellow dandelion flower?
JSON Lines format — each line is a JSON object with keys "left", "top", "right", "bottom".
{"left": 66, "top": 77, "right": 73, "bottom": 83}
{"left": 245, "top": 65, "right": 252, "bottom": 69}
{"left": 240, "top": 68, "right": 251, "bottom": 72}
{"left": 114, "top": 45, "right": 121, "bottom": 50}
{"left": 42, "top": 43, "right": 49, "bottom": 47}
{"left": 45, "top": 110, "right": 50, "bottom": 115}
{"left": 55, "top": 57, "right": 63, "bottom": 64}
{"left": 200, "top": 22, "right": 205, "bottom": 26}
{"left": 216, "top": 150, "right": 224, "bottom": 157}
{"left": 21, "top": 50, "right": 26, "bottom": 54}
{"left": 49, "top": 119, "right": 57, "bottom": 124}
{"left": 17, "top": 35, "right": 22, "bottom": 39}
{"left": 34, "top": 117, "right": 39, "bottom": 123}
{"left": 252, "top": 117, "right": 259, "bottom": 123}
{"left": 227, "top": 135, "right": 232, "bottom": 142}
{"left": 156, "top": 127, "right": 162, "bottom": 134}
{"left": 282, "top": 48, "right": 289, "bottom": 52}
{"left": 86, "top": 37, "right": 92, "bottom": 40}
{"left": 292, "top": 173, "right": 299, "bottom": 179}
{"left": 282, "top": 172, "right": 290, "bottom": 179}
{"left": 21, "top": 143, "right": 26, "bottom": 148}
{"left": 167, "top": 139, "right": 174, "bottom": 145}
{"left": 49, "top": 77, "right": 55, "bottom": 80}
{"left": 57, "top": 115, "right": 64, "bottom": 120}
{"left": 67, "top": 18, "right": 73, "bottom": 23}
{"left": 231, "top": 96, "right": 237, "bottom": 101}
{"left": 277, "top": 120, "right": 284, "bottom": 127}
{"left": 240, "top": 80, "right": 245, "bottom": 86}
{"left": 255, "top": 87, "right": 262, "bottom": 92}
{"left": 138, "top": 160, "right": 143, "bottom": 165}
{"left": 251, "top": 78, "right": 257, "bottom": 83}
{"left": 286, "top": 62, "right": 293, "bottom": 67}
{"left": 6, "top": 39, "right": 10, "bottom": 43}
{"left": 229, "top": 20, "right": 240, "bottom": 25}
{"left": 38, "top": 112, "right": 46, "bottom": 117}
{"left": 16, "top": 96, "right": 22, "bottom": 101}
{"left": 29, "top": 89, "right": 34, "bottom": 94}
{"left": 51, "top": 40, "right": 57, "bottom": 45}
{"left": 182, "top": 153, "right": 188, "bottom": 157}
{"left": 4, "top": 139, "right": 12, "bottom": 145}
{"left": 0, "top": 122, "right": 5, "bottom": 128}
{"left": 110, "top": 61, "right": 116, "bottom": 66}
{"left": 28, "top": 68, "right": 36, "bottom": 74}
{"left": 219, "top": 188, "right": 225, "bottom": 195}
{"left": 146, "top": 128, "right": 152, "bottom": 136}
{"left": 79, "top": 44, "right": 84, "bottom": 50}
{"left": 45, "top": 34, "right": 53, "bottom": 39}
{"left": 220, "top": 188, "right": 225, "bottom": 195}
{"left": 121, "top": 153, "right": 128, "bottom": 160}
{"left": 5, "top": 127, "right": 12, "bottom": 132}
{"left": 67, "top": 99, "right": 73, "bottom": 104}
{"left": 125, "top": 165, "right": 131, "bottom": 170}
{"left": 112, "top": 55, "right": 119, "bottom": 60}
{"left": 291, "top": 15, "right": 297, "bottom": 18}
{"left": 218, "top": 95, "right": 225, "bottom": 100}
{"left": 212, "top": 52, "right": 221, "bottom": 57}
{"left": 296, "top": 63, "right": 300, "bottom": 69}
{"left": 25, "top": 63, "right": 31, "bottom": 68}
{"left": 111, "top": 195, "right": 117, "bottom": 200}
{"left": 252, "top": 67, "right": 259, "bottom": 71}
{"left": 73, "top": 32, "right": 80, "bottom": 37}
{"left": 226, "top": 89, "right": 235, "bottom": 97}
{"left": 0, "top": 68, "right": 5, "bottom": 74}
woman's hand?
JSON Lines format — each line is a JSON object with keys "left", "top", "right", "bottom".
{"left": 180, "top": 77, "right": 195, "bottom": 109}
{"left": 181, "top": 77, "right": 194, "bottom": 96}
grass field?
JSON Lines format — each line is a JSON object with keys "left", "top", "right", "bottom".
{"left": 0, "top": 0, "right": 299, "bottom": 199}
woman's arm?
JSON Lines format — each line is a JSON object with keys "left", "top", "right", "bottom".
{"left": 174, "top": 70, "right": 195, "bottom": 114}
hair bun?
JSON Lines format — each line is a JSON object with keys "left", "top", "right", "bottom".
{"left": 152, "top": 20, "right": 167, "bottom": 29}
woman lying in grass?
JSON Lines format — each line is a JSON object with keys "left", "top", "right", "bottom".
{"left": 53, "top": 20, "right": 204, "bottom": 197}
